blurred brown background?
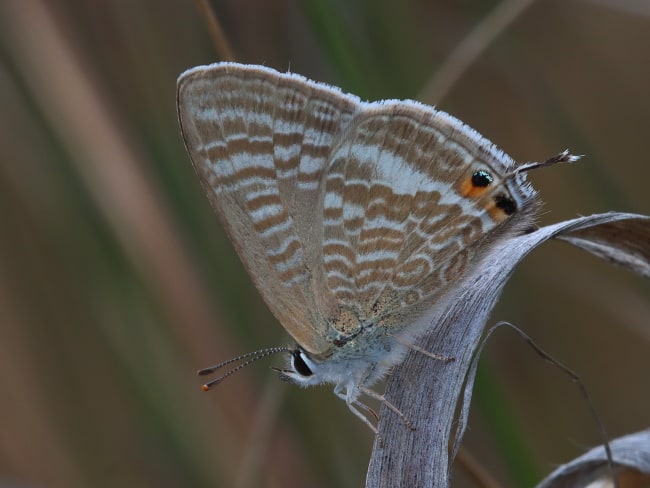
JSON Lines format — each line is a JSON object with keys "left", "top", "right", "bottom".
{"left": 0, "top": 1, "right": 648, "bottom": 487}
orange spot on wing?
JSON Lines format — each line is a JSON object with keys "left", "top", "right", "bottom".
{"left": 458, "top": 177, "right": 490, "bottom": 198}
{"left": 485, "top": 201, "right": 510, "bottom": 223}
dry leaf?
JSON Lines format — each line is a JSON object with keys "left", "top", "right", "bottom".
{"left": 536, "top": 429, "right": 650, "bottom": 488}
{"left": 366, "top": 213, "right": 650, "bottom": 487}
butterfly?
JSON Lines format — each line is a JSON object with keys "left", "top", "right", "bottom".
{"left": 177, "top": 62, "right": 572, "bottom": 432}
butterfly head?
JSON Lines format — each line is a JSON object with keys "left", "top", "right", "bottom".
{"left": 273, "top": 347, "right": 320, "bottom": 385}
{"left": 198, "top": 345, "right": 364, "bottom": 393}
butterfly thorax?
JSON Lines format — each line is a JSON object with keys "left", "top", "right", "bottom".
{"left": 285, "top": 330, "right": 406, "bottom": 394}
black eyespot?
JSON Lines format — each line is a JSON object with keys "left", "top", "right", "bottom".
{"left": 471, "top": 170, "right": 493, "bottom": 187}
{"left": 494, "top": 194, "right": 517, "bottom": 215}
{"left": 292, "top": 349, "right": 313, "bottom": 377}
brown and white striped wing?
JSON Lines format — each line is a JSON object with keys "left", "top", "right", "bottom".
{"left": 317, "top": 103, "right": 537, "bottom": 328}
{"left": 177, "top": 63, "right": 360, "bottom": 354}
{"left": 178, "top": 63, "right": 537, "bottom": 353}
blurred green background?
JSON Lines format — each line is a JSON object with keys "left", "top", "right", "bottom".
{"left": 0, "top": 1, "right": 648, "bottom": 487}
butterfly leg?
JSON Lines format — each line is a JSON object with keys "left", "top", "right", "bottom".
{"left": 333, "top": 384, "right": 379, "bottom": 435}
{"left": 360, "top": 387, "right": 415, "bottom": 431}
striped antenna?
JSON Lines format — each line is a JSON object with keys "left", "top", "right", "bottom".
{"left": 198, "top": 347, "right": 293, "bottom": 391}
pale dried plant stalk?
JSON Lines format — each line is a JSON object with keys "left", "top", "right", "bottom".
{"left": 537, "top": 429, "right": 650, "bottom": 488}
{"left": 367, "top": 213, "right": 650, "bottom": 487}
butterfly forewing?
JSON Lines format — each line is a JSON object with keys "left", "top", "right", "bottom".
{"left": 178, "top": 64, "right": 361, "bottom": 354}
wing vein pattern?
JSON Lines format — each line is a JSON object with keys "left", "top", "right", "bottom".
{"left": 178, "top": 63, "right": 536, "bottom": 355}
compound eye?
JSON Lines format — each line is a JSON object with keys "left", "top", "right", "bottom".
{"left": 291, "top": 349, "right": 313, "bottom": 377}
